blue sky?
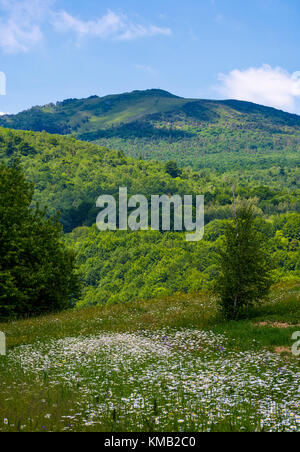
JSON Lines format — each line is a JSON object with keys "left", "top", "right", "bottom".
{"left": 0, "top": 0, "right": 300, "bottom": 114}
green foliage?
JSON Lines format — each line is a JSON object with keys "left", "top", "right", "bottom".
{"left": 165, "top": 160, "right": 182, "bottom": 178}
{"left": 66, "top": 228, "right": 217, "bottom": 307}
{"left": 0, "top": 162, "right": 80, "bottom": 319}
{"left": 283, "top": 213, "right": 300, "bottom": 241}
{"left": 66, "top": 212, "right": 299, "bottom": 309}
{"left": 0, "top": 90, "right": 299, "bottom": 177}
{"left": 0, "top": 126, "right": 298, "bottom": 233}
{"left": 0, "top": 126, "right": 299, "bottom": 309}
{"left": 214, "top": 204, "right": 274, "bottom": 319}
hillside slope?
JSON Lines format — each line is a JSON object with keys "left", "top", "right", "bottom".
{"left": 0, "top": 127, "right": 299, "bottom": 306}
{"left": 1, "top": 89, "right": 300, "bottom": 170}
{"left": 0, "top": 126, "right": 299, "bottom": 232}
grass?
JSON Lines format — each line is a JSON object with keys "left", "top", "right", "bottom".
{"left": 0, "top": 291, "right": 219, "bottom": 349}
{"left": 0, "top": 282, "right": 299, "bottom": 432}
{"left": 212, "top": 282, "right": 300, "bottom": 351}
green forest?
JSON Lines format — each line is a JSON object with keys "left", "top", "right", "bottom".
{"left": 0, "top": 121, "right": 299, "bottom": 310}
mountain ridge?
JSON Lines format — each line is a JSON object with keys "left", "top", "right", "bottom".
{"left": 3, "top": 90, "right": 300, "bottom": 124}
{"left": 1, "top": 89, "right": 300, "bottom": 170}
{"left": 3, "top": 89, "right": 300, "bottom": 118}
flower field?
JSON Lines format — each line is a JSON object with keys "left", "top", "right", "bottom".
{"left": 0, "top": 283, "right": 299, "bottom": 432}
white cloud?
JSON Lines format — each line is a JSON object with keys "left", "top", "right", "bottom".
{"left": 217, "top": 65, "right": 300, "bottom": 113}
{"left": 52, "top": 10, "right": 123, "bottom": 38}
{"left": 118, "top": 24, "right": 171, "bottom": 41}
{"left": 52, "top": 9, "right": 171, "bottom": 41}
{"left": 0, "top": 2, "right": 171, "bottom": 53}
{"left": 135, "top": 64, "right": 158, "bottom": 77}
{"left": 0, "top": 0, "right": 52, "bottom": 19}
{"left": 0, "top": 0, "right": 51, "bottom": 53}
{"left": 0, "top": 19, "right": 42, "bottom": 53}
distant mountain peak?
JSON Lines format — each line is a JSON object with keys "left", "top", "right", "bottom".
{"left": 127, "top": 89, "right": 180, "bottom": 98}
{"left": 0, "top": 89, "right": 299, "bottom": 160}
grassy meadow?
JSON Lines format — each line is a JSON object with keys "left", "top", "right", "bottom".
{"left": 0, "top": 281, "right": 299, "bottom": 433}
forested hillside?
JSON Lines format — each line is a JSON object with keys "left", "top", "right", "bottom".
{"left": 1, "top": 89, "right": 300, "bottom": 170}
{"left": 0, "top": 126, "right": 299, "bottom": 228}
{"left": 0, "top": 126, "right": 299, "bottom": 307}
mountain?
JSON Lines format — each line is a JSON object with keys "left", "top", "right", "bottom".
{"left": 1, "top": 89, "right": 300, "bottom": 171}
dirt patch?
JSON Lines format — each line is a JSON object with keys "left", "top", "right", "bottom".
{"left": 274, "top": 347, "right": 292, "bottom": 355}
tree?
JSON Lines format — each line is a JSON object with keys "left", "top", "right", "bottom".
{"left": 0, "top": 162, "right": 81, "bottom": 319}
{"left": 214, "top": 202, "right": 273, "bottom": 319}
{"left": 283, "top": 213, "right": 300, "bottom": 241}
{"left": 165, "top": 161, "right": 182, "bottom": 178}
